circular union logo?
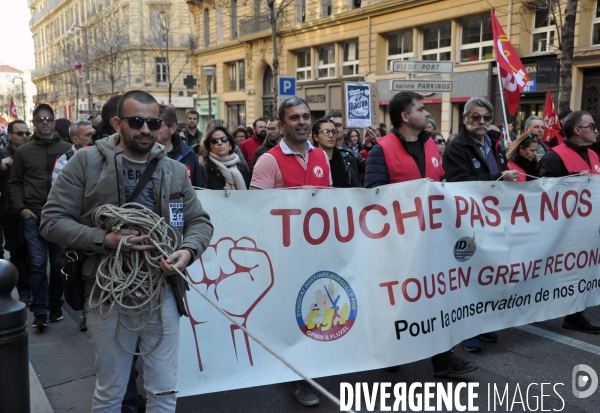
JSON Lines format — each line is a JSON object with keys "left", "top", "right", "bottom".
{"left": 313, "top": 166, "right": 324, "bottom": 178}
{"left": 431, "top": 157, "right": 439, "bottom": 168}
{"left": 295, "top": 271, "right": 358, "bottom": 342}
{"left": 595, "top": 165, "right": 600, "bottom": 174}
{"left": 453, "top": 234, "right": 476, "bottom": 262}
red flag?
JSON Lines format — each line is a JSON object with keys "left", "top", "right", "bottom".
{"left": 491, "top": 9, "right": 529, "bottom": 116}
{"left": 9, "top": 98, "right": 18, "bottom": 120}
{"left": 542, "top": 91, "right": 561, "bottom": 144}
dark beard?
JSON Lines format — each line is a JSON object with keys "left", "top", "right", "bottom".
{"left": 257, "top": 131, "right": 267, "bottom": 140}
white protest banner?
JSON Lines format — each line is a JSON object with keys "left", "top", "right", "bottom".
{"left": 178, "top": 177, "right": 600, "bottom": 397}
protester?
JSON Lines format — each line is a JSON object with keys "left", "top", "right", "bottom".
{"left": 252, "top": 118, "right": 282, "bottom": 166}
{"left": 92, "top": 94, "right": 122, "bottom": 144}
{"left": 312, "top": 118, "right": 360, "bottom": 187}
{"left": 202, "top": 126, "right": 249, "bottom": 190}
{"left": 506, "top": 133, "right": 541, "bottom": 181}
{"left": 0, "top": 120, "right": 31, "bottom": 305}
{"left": 425, "top": 119, "right": 436, "bottom": 132}
{"left": 233, "top": 126, "right": 249, "bottom": 146}
{"left": 432, "top": 132, "right": 446, "bottom": 156}
{"left": 40, "top": 90, "right": 214, "bottom": 412}
{"left": 181, "top": 110, "right": 203, "bottom": 146}
{"left": 52, "top": 120, "right": 94, "bottom": 185}
{"left": 507, "top": 121, "right": 518, "bottom": 141}
{"left": 524, "top": 115, "right": 549, "bottom": 159}
{"left": 239, "top": 118, "right": 267, "bottom": 170}
{"left": 442, "top": 97, "right": 519, "bottom": 351}
{"left": 197, "top": 119, "right": 247, "bottom": 169}
{"left": 157, "top": 104, "right": 205, "bottom": 188}
{"left": 539, "top": 111, "right": 600, "bottom": 333}
{"left": 54, "top": 118, "right": 72, "bottom": 143}
{"left": 9, "top": 103, "right": 71, "bottom": 329}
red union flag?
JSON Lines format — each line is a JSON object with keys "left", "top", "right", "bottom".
{"left": 542, "top": 91, "right": 562, "bottom": 144}
{"left": 491, "top": 9, "right": 528, "bottom": 115}
{"left": 9, "top": 98, "right": 18, "bottom": 120}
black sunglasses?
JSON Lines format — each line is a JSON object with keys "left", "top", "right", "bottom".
{"left": 469, "top": 114, "right": 493, "bottom": 122}
{"left": 210, "top": 136, "right": 229, "bottom": 144}
{"left": 12, "top": 131, "right": 31, "bottom": 137}
{"left": 120, "top": 116, "right": 162, "bottom": 131}
{"left": 435, "top": 139, "right": 445, "bottom": 144}
{"left": 34, "top": 116, "right": 54, "bottom": 123}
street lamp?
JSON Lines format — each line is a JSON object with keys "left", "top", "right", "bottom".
{"left": 202, "top": 66, "right": 216, "bottom": 121}
{"left": 12, "top": 76, "right": 26, "bottom": 123}
{"left": 67, "top": 23, "right": 92, "bottom": 113}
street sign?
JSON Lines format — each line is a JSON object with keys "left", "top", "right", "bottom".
{"left": 279, "top": 77, "right": 296, "bottom": 96}
{"left": 391, "top": 60, "right": 454, "bottom": 74}
{"left": 390, "top": 80, "right": 453, "bottom": 93}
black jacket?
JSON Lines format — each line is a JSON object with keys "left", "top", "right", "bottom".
{"left": 442, "top": 129, "right": 507, "bottom": 182}
{"left": 364, "top": 128, "right": 431, "bottom": 188}
{"left": 166, "top": 133, "right": 205, "bottom": 188}
{"left": 0, "top": 144, "right": 17, "bottom": 216}
{"left": 330, "top": 147, "right": 361, "bottom": 188}
{"left": 203, "top": 158, "right": 250, "bottom": 190}
{"left": 539, "top": 138, "right": 592, "bottom": 178}
{"left": 252, "top": 138, "right": 278, "bottom": 167}
{"left": 182, "top": 129, "right": 203, "bottom": 147}
{"left": 510, "top": 154, "right": 539, "bottom": 181}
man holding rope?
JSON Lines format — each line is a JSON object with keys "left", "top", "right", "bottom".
{"left": 40, "top": 90, "right": 213, "bottom": 412}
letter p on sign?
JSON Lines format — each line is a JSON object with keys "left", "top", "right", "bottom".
{"left": 279, "top": 77, "right": 296, "bottom": 96}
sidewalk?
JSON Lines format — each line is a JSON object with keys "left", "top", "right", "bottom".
{"left": 24, "top": 289, "right": 96, "bottom": 412}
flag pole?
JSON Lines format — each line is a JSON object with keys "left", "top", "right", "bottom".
{"left": 496, "top": 67, "right": 510, "bottom": 143}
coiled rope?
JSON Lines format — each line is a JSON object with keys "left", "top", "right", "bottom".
{"left": 90, "top": 202, "right": 353, "bottom": 412}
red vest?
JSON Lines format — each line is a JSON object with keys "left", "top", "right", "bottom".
{"left": 551, "top": 143, "right": 600, "bottom": 175}
{"left": 507, "top": 161, "right": 527, "bottom": 182}
{"left": 239, "top": 136, "right": 263, "bottom": 169}
{"left": 378, "top": 133, "right": 444, "bottom": 183}
{"left": 268, "top": 144, "right": 331, "bottom": 188}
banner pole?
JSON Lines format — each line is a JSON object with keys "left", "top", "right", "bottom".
{"left": 496, "top": 64, "right": 510, "bottom": 143}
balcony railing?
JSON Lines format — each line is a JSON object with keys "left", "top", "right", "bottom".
{"left": 239, "top": 17, "right": 271, "bottom": 38}
{"left": 30, "top": 0, "right": 61, "bottom": 26}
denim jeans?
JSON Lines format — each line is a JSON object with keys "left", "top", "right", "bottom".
{"left": 23, "top": 217, "right": 63, "bottom": 316}
{"left": 87, "top": 285, "right": 180, "bottom": 413}
{"left": 0, "top": 216, "right": 30, "bottom": 294}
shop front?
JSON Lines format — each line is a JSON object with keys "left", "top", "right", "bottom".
{"left": 195, "top": 97, "right": 221, "bottom": 133}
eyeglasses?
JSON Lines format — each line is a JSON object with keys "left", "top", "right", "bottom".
{"left": 34, "top": 116, "right": 54, "bottom": 123}
{"left": 469, "top": 114, "right": 493, "bottom": 122}
{"left": 333, "top": 123, "right": 343, "bottom": 128}
{"left": 210, "top": 136, "right": 229, "bottom": 144}
{"left": 267, "top": 127, "right": 278, "bottom": 132}
{"left": 120, "top": 117, "right": 162, "bottom": 131}
{"left": 435, "top": 139, "right": 445, "bottom": 144}
{"left": 11, "top": 131, "right": 31, "bottom": 137}
{"left": 580, "top": 124, "right": 597, "bottom": 131}
{"left": 318, "top": 129, "right": 338, "bottom": 136}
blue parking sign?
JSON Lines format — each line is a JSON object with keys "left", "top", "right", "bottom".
{"left": 279, "top": 77, "right": 296, "bottom": 96}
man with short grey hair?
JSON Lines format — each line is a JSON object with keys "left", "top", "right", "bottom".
{"left": 523, "top": 115, "right": 549, "bottom": 158}
{"left": 52, "top": 120, "right": 95, "bottom": 185}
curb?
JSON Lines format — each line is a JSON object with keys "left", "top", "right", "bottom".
{"left": 30, "top": 361, "right": 54, "bottom": 413}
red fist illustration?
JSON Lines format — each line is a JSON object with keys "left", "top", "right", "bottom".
{"left": 184, "top": 237, "right": 274, "bottom": 371}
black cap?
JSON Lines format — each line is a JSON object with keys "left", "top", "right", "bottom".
{"left": 32, "top": 103, "right": 54, "bottom": 117}
{"left": 558, "top": 108, "right": 573, "bottom": 120}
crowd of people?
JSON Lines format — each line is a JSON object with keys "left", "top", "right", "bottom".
{"left": 1, "top": 90, "right": 598, "bottom": 412}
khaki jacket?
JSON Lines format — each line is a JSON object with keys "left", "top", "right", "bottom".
{"left": 40, "top": 134, "right": 214, "bottom": 316}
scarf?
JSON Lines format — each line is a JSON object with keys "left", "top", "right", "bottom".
{"left": 208, "top": 152, "right": 247, "bottom": 190}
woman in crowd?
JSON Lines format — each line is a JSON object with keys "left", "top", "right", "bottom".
{"left": 431, "top": 132, "right": 446, "bottom": 156}
{"left": 344, "top": 129, "right": 364, "bottom": 156}
{"left": 233, "top": 126, "right": 248, "bottom": 146}
{"left": 202, "top": 126, "right": 250, "bottom": 190}
{"left": 506, "top": 133, "right": 541, "bottom": 181}
{"left": 196, "top": 119, "right": 248, "bottom": 169}
{"left": 312, "top": 118, "right": 360, "bottom": 188}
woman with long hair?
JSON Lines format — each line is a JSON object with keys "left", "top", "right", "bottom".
{"left": 202, "top": 126, "right": 250, "bottom": 190}
{"left": 506, "top": 132, "right": 541, "bottom": 181}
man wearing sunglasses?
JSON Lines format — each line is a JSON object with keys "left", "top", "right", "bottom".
{"left": 0, "top": 120, "right": 32, "bottom": 306}
{"left": 40, "top": 90, "right": 213, "bottom": 412}
{"left": 539, "top": 111, "right": 600, "bottom": 334}
{"left": 8, "top": 104, "right": 72, "bottom": 330}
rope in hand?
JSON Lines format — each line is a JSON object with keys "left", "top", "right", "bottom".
{"left": 90, "top": 202, "right": 354, "bottom": 412}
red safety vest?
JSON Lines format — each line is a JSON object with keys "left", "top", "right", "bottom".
{"left": 378, "top": 133, "right": 444, "bottom": 183}
{"left": 507, "top": 161, "right": 527, "bottom": 182}
{"left": 551, "top": 143, "right": 600, "bottom": 175}
{"left": 268, "top": 144, "right": 331, "bottom": 188}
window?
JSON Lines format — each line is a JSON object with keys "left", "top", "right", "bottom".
{"left": 322, "top": 0, "right": 332, "bottom": 17}
{"left": 422, "top": 23, "right": 451, "bottom": 60}
{"left": 350, "top": 0, "right": 361, "bottom": 9}
{"left": 296, "top": 0, "right": 306, "bottom": 22}
{"left": 459, "top": 15, "right": 493, "bottom": 62}
{"left": 203, "top": 8, "right": 210, "bottom": 47}
{"left": 317, "top": 45, "right": 335, "bottom": 79}
{"left": 227, "top": 103, "right": 246, "bottom": 130}
{"left": 532, "top": 7, "right": 556, "bottom": 53}
{"left": 231, "top": 0, "right": 237, "bottom": 40}
{"left": 152, "top": 11, "right": 167, "bottom": 43}
{"left": 341, "top": 41, "right": 358, "bottom": 76}
{"left": 296, "top": 49, "right": 311, "bottom": 80}
{"left": 593, "top": 1, "right": 600, "bottom": 45}
{"left": 156, "top": 57, "right": 167, "bottom": 85}
{"left": 228, "top": 60, "right": 245, "bottom": 91}
{"left": 387, "top": 29, "right": 414, "bottom": 70}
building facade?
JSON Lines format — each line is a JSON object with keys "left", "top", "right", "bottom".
{"left": 186, "top": 0, "right": 600, "bottom": 136}
{"left": 29, "top": 0, "right": 198, "bottom": 121}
